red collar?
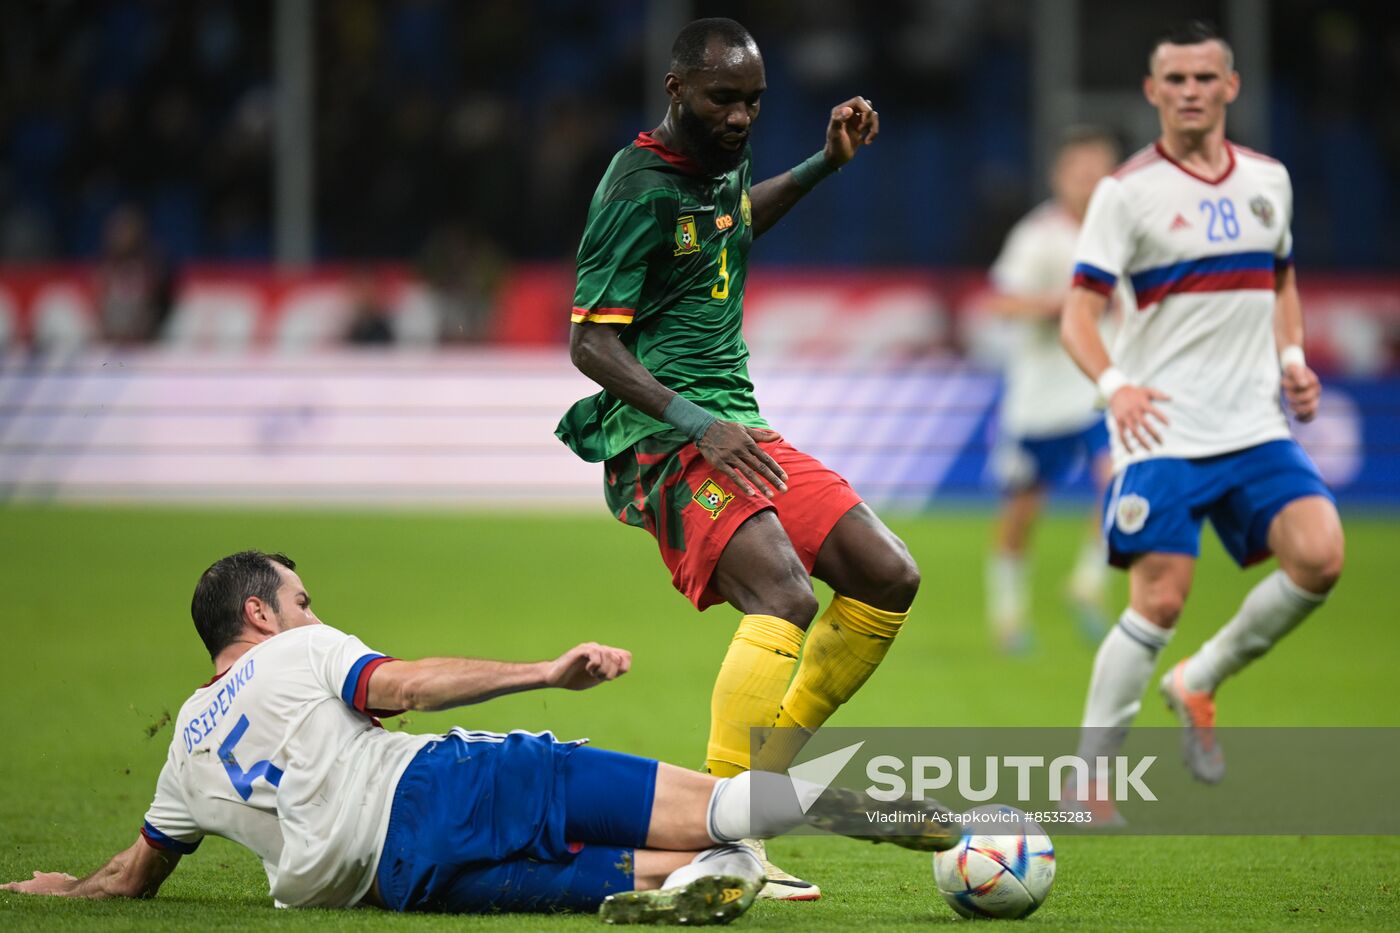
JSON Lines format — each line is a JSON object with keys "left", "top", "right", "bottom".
{"left": 634, "top": 131, "right": 706, "bottom": 175}
{"left": 1154, "top": 140, "right": 1236, "bottom": 185}
{"left": 200, "top": 667, "right": 230, "bottom": 688}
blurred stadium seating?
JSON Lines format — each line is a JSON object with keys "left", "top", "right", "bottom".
{"left": 1, "top": 1, "right": 1397, "bottom": 508}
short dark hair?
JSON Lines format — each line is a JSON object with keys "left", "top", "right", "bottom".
{"left": 670, "top": 17, "right": 756, "bottom": 75}
{"left": 1149, "top": 20, "right": 1234, "bottom": 73}
{"left": 191, "top": 551, "right": 295, "bottom": 659}
{"left": 1056, "top": 124, "right": 1121, "bottom": 159}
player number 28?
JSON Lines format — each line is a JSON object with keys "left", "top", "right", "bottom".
{"left": 711, "top": 247, "right": 729, "bottom": 300}
{"left": 1199, "top": 197, "right": 1240, "bottom": 241}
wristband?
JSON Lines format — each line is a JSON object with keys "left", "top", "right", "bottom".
{"left": 1279, "top": 344, "right": 1306, "bottom": 371}
{"left": 1096, "top": 366, "right": 1130, "bottom": 403}
{"left": 790, "top": 150, "right": 838, "bottom": 190}
{"left": 662, "top": 394, "right": 718, "bottom": 442}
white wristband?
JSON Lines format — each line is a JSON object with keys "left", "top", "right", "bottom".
{"left": 1096, "top": 366, "right": 1130, "bottom": 403}
{"left": 1280, "top": 344, "right": 1306, "bottom": 371}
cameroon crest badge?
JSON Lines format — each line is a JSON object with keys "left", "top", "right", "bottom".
{"left": 740, "top": 190, "right": 752, "bottom": 227}
{"left": 674, "top": 215, "right": 700, "bottom": 255}
{"left": 692, "top": 477, "right": 734, "bottom": 520}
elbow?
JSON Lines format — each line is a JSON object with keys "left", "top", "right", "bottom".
{"left": 1058, "top": 313, "right": 1076, "bottom": 351}
{"left": 568, "top": 326, "right": 597, "bottom": 372}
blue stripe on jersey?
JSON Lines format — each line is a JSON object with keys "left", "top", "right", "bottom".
{"left": 141, "top": 820, "right": 201, "bottom": 854}
{"left": 1072, "top": 262, "right": 1117, "bottom": 288}
{"left": 341, "top": 652, "right": 386, "bottom": 708}
{"left": 1129, "top": 251, "right": 1275, "bottom": 292}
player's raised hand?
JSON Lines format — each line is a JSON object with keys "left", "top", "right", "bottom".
{"left": 824, "top": 96, "right": 879, "bottom": 167}
{"left": 547, "top": 643, "right": 632, "bottom": 691}
{"left": 1, "top": 871, "right": 79, "bottom": 896}
{"left": 697, "top": 421, "right": 788, "bottom": 497}
{"left": 1108, "top": 384, "right": 1171, "bottom": 453}
{"left": 1281, "top": 363, "right": 1321, "bottom": 422}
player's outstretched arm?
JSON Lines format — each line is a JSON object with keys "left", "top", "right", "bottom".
{"left": 569, "top": 323, "right": 788, "bottom": 496}
{"left": 2, "top": 837, "right": 180, "bottom": 900}
{"left": 1061, "top": 286, "right": 1170, "bottom": 452}
{"left": 366, "top": 642, "right": 632, "bottom": 713}
{"left": 749, "top": 96, "right": 878, "bottom": 237}
{"left": 1273, "top": 265, "right": 1319, "bottom": 422}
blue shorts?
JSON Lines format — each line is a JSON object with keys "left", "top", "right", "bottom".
{"left": 376, "top": 729, "right": 659, "bottom": 914}
{"left": 994, "top": 420, "right": 1109, "bottom": 492}
{"left": 1102, "top": 439, "right": 1334, "bottom": 569}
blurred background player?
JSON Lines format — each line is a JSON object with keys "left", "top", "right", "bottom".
{"left": 556, "top": 18, "right": 915, "bottom": 899}
{"left": 985, "top": 126, "right": 1120, "bottom": 654}
{"left": 1061, "top": 21, "right": 1345, "bottom": 803}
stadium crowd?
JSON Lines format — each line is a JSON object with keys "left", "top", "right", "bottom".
{"left": 0, "top": 0, "right": 1396, "bottom": 347}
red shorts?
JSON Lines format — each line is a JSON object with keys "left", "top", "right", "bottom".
{"left": 604, "top": 436, "right": 862, "bottom": 609}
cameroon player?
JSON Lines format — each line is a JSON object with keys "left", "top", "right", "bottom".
{"left": 556, "top": 18, "right": 915, "bottom": 899}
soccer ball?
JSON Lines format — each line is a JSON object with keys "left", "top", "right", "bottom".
{"left": 932, "top": 805, "right": 1055, "bottom": 919}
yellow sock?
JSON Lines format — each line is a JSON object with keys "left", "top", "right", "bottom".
{"left": 761, "top": 596, "right": 907, "bottom": 769}
{"left": 705, "top": 614, "right": 804, "bottom": 777}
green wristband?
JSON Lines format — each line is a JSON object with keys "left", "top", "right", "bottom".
{"left": 662, "top": 395, "right": 718, "bottom": 442}
{"left": 791, "top": 150, "right": 838, "bottom": 189}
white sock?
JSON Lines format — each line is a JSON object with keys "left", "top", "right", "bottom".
{"left": 1182, "top": 570, "right": 1326, "bottom": 694}
{"left": 661, "top": 844, "right": 765, "bottom": 890}
{"left": 1069, "top": 537, "right": 1108, "bottom": 601}
{"left": 987, "top": 552, "right": 1028, "bottom": 638}
{"left": 707, "top": 771, "right": 811, "bottom": 843}
{"left": 1077, "top": 608, "right": 1173, "bottom": 759}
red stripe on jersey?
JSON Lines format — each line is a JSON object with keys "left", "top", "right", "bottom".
{"left": 572, "top": 306, "right": 635, "bottom": 320}
{"left": 353, "top": 656, "right": 404, "bottom": 717}
{"left": 1135, "top": 268, "right": 1275, "bottom": 308}
{"left": 1154, "top": 141, "right": 1236, "bottom": 185}
{"left": 1072, "top": 271, "right": 1116, "bottom": 296}
{"left": 634, "top": 132, "right": 705, "bottom": 175}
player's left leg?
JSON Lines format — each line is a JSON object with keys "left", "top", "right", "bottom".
{"left": 1065, "top": 443, "right": 1114, "bottom": 643}
{"left": 757, "top": 503, "right": 919, "bottom": 770}
{"left": 989, "top": 485, "right": 1043, "bottom": 652}
{"left": 1162, "top": 441, "right": 1342, "bottom": 782}
{"left": 1178, "top": 495, "right": 1343, "bottom": 697}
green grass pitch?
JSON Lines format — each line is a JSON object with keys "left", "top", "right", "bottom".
{"left": 2, "top": 504, "right": 1398, "bottom": 930}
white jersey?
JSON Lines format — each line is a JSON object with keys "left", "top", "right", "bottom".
{"left": 1072, "top": 141, "right": 1294, "bottom": 471}
{"left": 990, "top": 201, "right": 1108, "bottom": 438}
{"left": 141, "top": 625, "right": 434, "bottom": 908}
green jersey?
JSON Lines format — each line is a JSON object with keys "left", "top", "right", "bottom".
{"left": 555, "top": 131, "right": 768, "bottom": 463}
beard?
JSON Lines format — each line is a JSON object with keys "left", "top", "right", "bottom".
{"left": 675, "top": 104, "right": 747, "bottom": 176}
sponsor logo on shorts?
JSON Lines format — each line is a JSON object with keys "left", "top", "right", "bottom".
{"left": 674, "top": 215, "right": 701, "bottom": 255}
{"left": 692, "top": 478, "right": 734, "bottom": 520}
{"left": 1116, "top": 493, "right": 1150, "bottom": 534}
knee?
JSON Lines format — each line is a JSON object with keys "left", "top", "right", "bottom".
{"left": 758, "top": 574, "right": 819, "bottom": 629}
{"left": 774, "top": 586, "right": 821, "bottom": 629}
{"left": 1136, "top": 586, "right": 1185, "bottom": 629}
{"left": 1285, "top": 541, "right": 1344, "bottom": 594}
{"left": 881, "top": 552, "right": 921, "bottom": 609}
{"left": 850, "top": 546, "right": 921, "bottom": 612}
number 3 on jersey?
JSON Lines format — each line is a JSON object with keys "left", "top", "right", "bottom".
{"left": 218, "top": 714, "right": 284, "bottom": 801}
{"left": 1199, "top": 197, "right": 1240, "bottom": 241}
{"left": 711, "top": 247, "right": 729, "bottom": 300}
